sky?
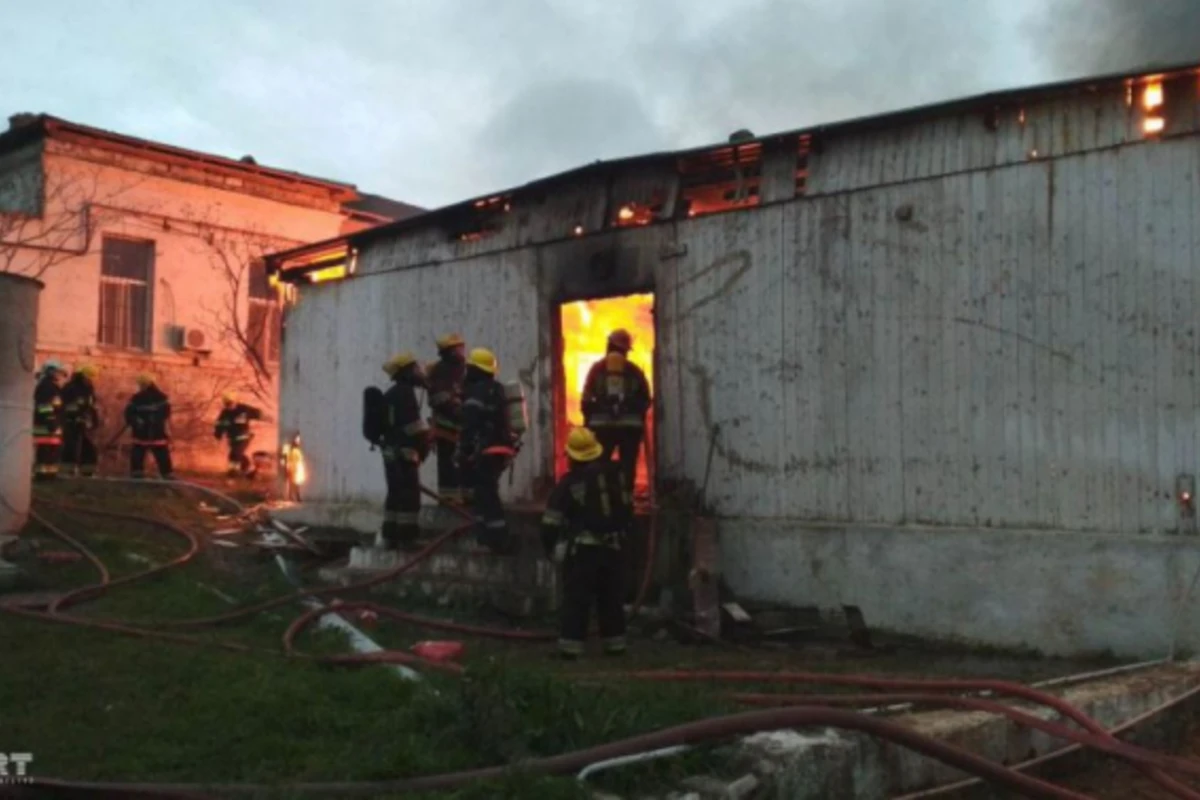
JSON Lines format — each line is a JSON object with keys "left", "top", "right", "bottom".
{"left": 3, "top": 0, "right": 1199, "bottom": 210}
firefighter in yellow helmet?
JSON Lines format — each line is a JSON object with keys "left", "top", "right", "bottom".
{"left": 378, "top": 352, "right": 431, "bottom": 550}
{"left": 456, "top": 347, "right": 516, "bottom": 553}
{"left": 213, "top": 391, "right": 263, "bottom": 478}
{"left": 61, "top": 363, "right": 101, "bottom": 477}
{"left": 426, "top": 333, "right": 467, "bottom": 503}
{"left": 540, "top": 427, "right": 632, "bottom": 659}
{"left": 581, "top": 328, "right": 651, "bottom": 493}
{"left": 124, "top": 373, "right": 173, "bottom": 479}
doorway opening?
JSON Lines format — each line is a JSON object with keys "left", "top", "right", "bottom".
{"left": 557, "top": 292, "right": 655, "bottom": 498}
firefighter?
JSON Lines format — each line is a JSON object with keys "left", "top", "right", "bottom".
{"left": 124, "top": 374, "right": 174, "bottom": 480}
{"left": 61, "top": 364, "right": 101, "bottom": 477}
{"left": 540, "top": 427, "right": 632, "bottom": 659}
{"left": 31, "top": 360, "right": 66, "bottom": 481}
{"left": 426, "top": 333, "right": 467, "bottom": 503}
{"left": 379, "top": 352, "right": 431, "bottom": 551}
{"left": 213, "top": 392, "right": 263, "bottom": 478}
{"left": 456, "top": 347, "right": 515, "bottom": 554}
{"left": 581, "top": 329, "right": 651, "bottom": 494}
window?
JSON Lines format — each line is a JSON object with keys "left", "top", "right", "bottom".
{"left": 247, "top": 259, "right": 281, "bottom": 362}
{"left": 98, "top": 237, "right": 153, "bottom": 349}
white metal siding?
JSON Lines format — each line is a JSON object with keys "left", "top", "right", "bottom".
{"left": 653, "top": 135, "right": 1199, "bottom": 532}
{"left": 282, "top": 110, "right": 1200, "bottom": 533}
{"left": 808, "top": 85, "right": 1197, "bottom": 196}
{"left": 281, "top": 249, "right": 543, "bottom": 505}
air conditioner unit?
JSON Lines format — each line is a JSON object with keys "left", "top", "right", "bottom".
{"left": 182, "top": 327, "right": 209, "bottom": 352}
{"left": 168, "top": 325, "right": 210, "bottom": 353}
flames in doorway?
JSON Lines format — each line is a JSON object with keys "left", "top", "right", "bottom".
{"left": 559, "top": 293, "right": 655, "bottom": 492}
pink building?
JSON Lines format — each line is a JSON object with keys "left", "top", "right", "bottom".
{"left": 0, "top": 113, "right": 419, "bottom": 472}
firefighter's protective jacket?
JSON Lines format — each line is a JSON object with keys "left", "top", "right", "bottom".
{"left": 381, "top": 376, "right": 429, "bottom": 464}
{"left": 214, "top": 403, "right": 262, "bottom": 443}
{"left": 61, "top": 373, "right": 99, "bottom": 429}
{"left": 540, "top": 459, "right": 632, "bottom": 555}
{"left": 32, "top": 376, "right": 64, "bottom": 442}
{"left": 581, "top": 354, "right": 651, "bottom": 429}
{"left": 457, "top": 368, "right": 511, "bottom": 465}
{"left": 427, "top": 357, "right": 466, "bottom": 441}
{"left": 124, "top": 385, "right": 171, "bottom": 444}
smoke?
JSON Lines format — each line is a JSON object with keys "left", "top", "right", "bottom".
{"left": 473, "top": 0, "right": 1031, "bottom": 194}
{"left": 1031, "top": 0, "right": 1200, "bottom": 77}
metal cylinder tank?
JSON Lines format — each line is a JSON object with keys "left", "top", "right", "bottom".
{"left": 0, "top": 273, "right": 42, "bottom": 537}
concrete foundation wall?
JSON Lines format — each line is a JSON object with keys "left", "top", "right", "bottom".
{"left": 720, "top": 520, "right": 1200, "bottom": 658}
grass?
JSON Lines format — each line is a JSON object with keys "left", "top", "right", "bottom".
{"left": 1, "top": 479, "right": 1124, "bottom": 798}
{"left": 0, "top": 480, "right": 734, "bottom": 799}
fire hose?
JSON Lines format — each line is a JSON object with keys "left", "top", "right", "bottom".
{"left": 1, "top": 705, "right": 1100, "bottom": 799}
{"left": 733, "top": 692, "right": 1200, "bottom": 797}
{"left": 602, "top": 669, "right": 1200, "bottom": 800}
{"left": 7, "top": 483, "right": 1200, "bottom": 797}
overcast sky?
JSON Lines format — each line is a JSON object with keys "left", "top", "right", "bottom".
{"left": 4, "top": 1, "right": 1198, "bottom": 209}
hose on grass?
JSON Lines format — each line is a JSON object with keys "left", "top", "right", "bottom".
{"left": 733, "top": 692, "right": 1200, "bottom": 799}
{"left": 7, "top": 480, "right": 1196, "bottom": 797}
{"left": 3, "top": 706, "right": 1096, "bottom": 799}
{"left": 604, "top": 669, "right": 1200, "bottom": 799}
{"left": 895, "top": 682, "right": 1200, "bottom": 799}
{"left": 1, "top": 492, "right": 479, "bottom": 674}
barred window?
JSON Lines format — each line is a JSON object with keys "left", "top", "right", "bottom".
{"left": 98, "top": 237, "right": 153, "bottom": 350}
{"left": 246, "top": 259, "right": 281, "bottom": 362}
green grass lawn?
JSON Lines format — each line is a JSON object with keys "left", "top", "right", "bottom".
{"left": 0, "top": 481, "right": 734, "bottom": 799}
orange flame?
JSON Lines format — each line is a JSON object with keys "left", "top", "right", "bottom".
{"left": 560, "top": 294, "right": 655, "bottom": 490}
{"left": 285, "top": 443, "right": 307, "bottom": 486}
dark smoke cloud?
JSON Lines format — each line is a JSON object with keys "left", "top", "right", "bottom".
{"left": 1031, "top": 0, "right": 1200, "bottom": 77}
{"left": 473, "top": 0, "right": 1024, "bottom": 195}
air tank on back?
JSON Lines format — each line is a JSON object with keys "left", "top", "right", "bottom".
{"left": 0, "top": 273, "right": 42, "bottom": 537}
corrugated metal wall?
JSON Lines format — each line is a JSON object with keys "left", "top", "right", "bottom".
{"left": 281, "top": 250, "right": 546, "bottom": 505}
{"left": 282, "top": 86, "right": 1200, "bottom": 533}
{"left": 655, "top": 136, "right": 1199, "bottom": 532}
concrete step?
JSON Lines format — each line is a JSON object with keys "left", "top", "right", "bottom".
{"left": 320, "top": 544, "right": 559, "bottom": 616}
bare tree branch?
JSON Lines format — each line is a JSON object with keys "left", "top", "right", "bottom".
{"left": 189, "top": 216, "right": 299, "bottom": 407}
{"left": 0, "top": 163, "right": 141, "bottom": 279}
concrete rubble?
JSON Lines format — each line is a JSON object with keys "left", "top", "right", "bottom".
{"left": 584, "top": 663, "right": 1200, "bottom": 800}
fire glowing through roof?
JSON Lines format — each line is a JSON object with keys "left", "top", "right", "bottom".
{"left": 560, "top": 293, "right": 655, "bottom": 491}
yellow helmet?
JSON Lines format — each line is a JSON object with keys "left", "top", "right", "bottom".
{"left": 436, "top": 333, "right": 465, "bottom": 350}
{"left": 566, "top": 427, "right": 603, "bottom": 462}
{"left": 79, "top": 364, "right": 99, "bottom": 380}
{"left": 382, "top": 352, "right": 417, "bottom": 377}
{"left": 467, "top": 348, "right": 497, "bottom": 375}
{"left": 135, "top": 373, "right": 154, "bottom": 388}
{"left": 221, "top": 391, "right": 238, "bottom": 404}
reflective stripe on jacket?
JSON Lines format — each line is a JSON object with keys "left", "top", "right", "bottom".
{"left": 581, "top": 358, "right": 650, "bottom": 428}
{"left": 540, "top": 460, "right": 632, "bottom": 555}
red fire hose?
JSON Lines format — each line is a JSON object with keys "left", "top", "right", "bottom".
{"left": 2, "top": 706, "right": 1096, "bottom": 799}
{"left": 733, "top": 692, "right": 1200, "bottom": 798}
{"left": 605, "top": 670, "right": 1200, "bottom": 799}
{"left": 6, "top": 486, "right": 1196, "bottom": 798}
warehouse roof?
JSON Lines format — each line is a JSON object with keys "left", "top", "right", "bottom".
{"left": 267, "top": 58, "right": 1200, "bottom": 272}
